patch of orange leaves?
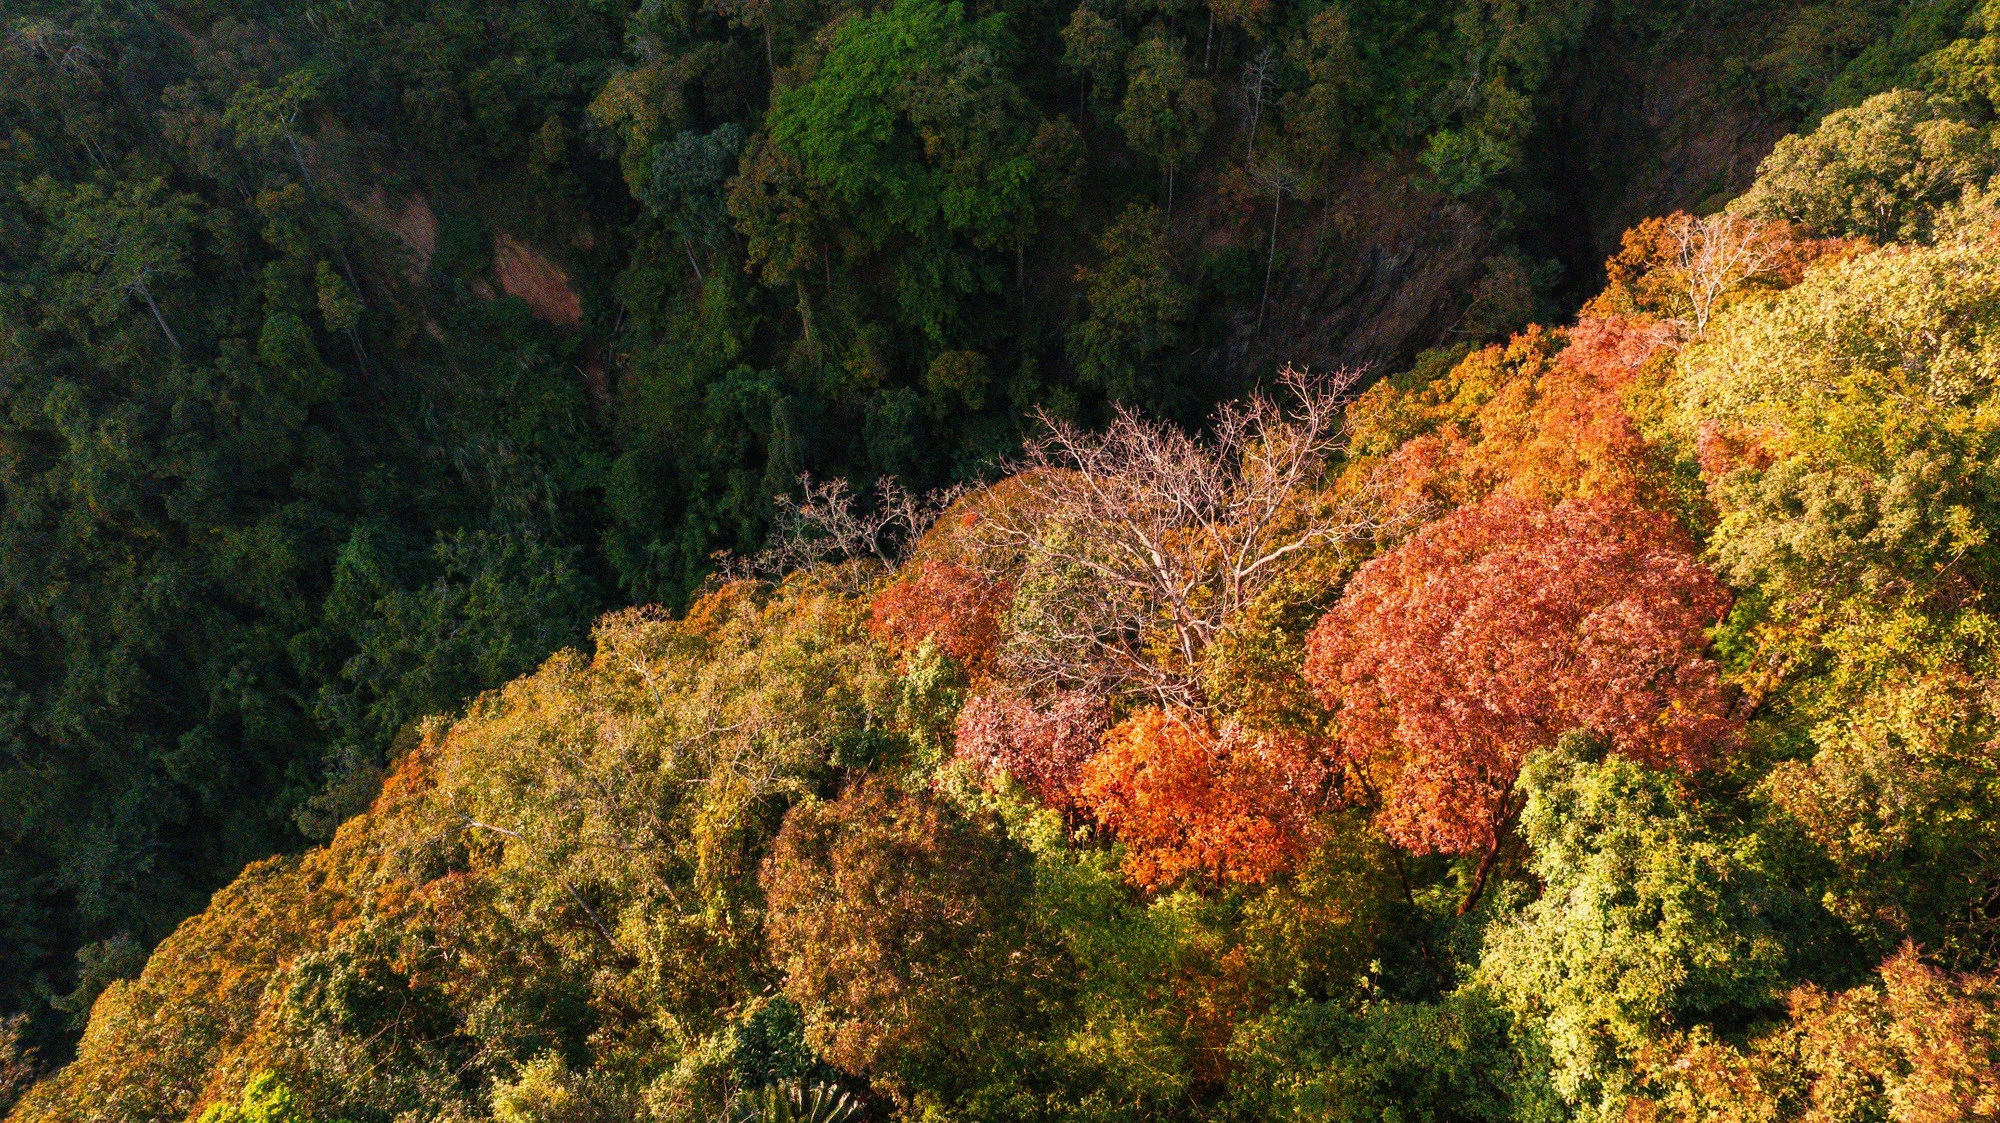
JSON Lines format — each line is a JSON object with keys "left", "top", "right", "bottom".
{"left": 869, "top": 560, "right": 1012, "bottom": 675}
{"left": 1080, "top": 710, "right": 1335, "bottom": 888}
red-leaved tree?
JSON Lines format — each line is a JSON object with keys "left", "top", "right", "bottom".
{"left": 869, "top": 560, "right": 1013, "bottom": 674}
{"left": 953, "top": 689, "right": 1109, "bottom": 809}
{"left": 1079, "top": 709, "right": 1334, "bottom": 888}
{"left": 1304, "top": 494, "right": 1736, "bottom": 911}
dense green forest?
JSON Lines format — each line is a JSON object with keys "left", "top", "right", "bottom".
{"left": 7, "top": 0, "right": 2000, "bottom": 1118}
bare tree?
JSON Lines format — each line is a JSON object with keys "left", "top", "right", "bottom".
{"left": 1668, "top": 211, "right": 1790, "bottom": 335}
{"left": 1250, "top": 156, "right": 1305, "bottom": 333}
{"left": 723, "top": 474, "right": 963, "bottom": 580}
{"left": 973, "top": 365, "right": 1393, "bottom": 711}
{"left": 1241, "top": 49, "right": 1277, "bottom": 162}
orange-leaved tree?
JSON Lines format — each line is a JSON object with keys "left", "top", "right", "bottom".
{"left": 1303, "top": 494, "right": 1736, "bottom": 911}
{"left": 761, "top": 777, "right": 1048, "bottom": 1100}
{"left": 1345, "top": 317, "right": 1681, "bottom": 524}
{"left": 1079, "top": 709, "right": 1335, "bottom": 888}
{"left": 868, "top": 559, "right": 1013, "bottom": 675}
{"left": 1632, "top": 944, "right": 2000, "bottom": 1123}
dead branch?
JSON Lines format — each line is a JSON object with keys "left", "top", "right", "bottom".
{"left": 973, "top": 365, "right": 1394, "bottom": 711}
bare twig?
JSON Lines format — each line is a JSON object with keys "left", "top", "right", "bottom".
{"left": 1669, "top": 211, "right": 1788, "bottom": 335}
{"left": 1242, "top": 50, "right": 1277, "bottom": 162}
{"left": 971, "top": 365, "right": 1396, "bottom": 711}
{"left": 723, "top": 474, "right": 967, "bottom": 580}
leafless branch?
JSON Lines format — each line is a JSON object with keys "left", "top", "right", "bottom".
{"left": 971, "top": 365, "right": 1395, "bottom": 712}
{"left": 720, "top": 474, "right": 967, "bottom": 581}
{"left": 1242, "top": 49, "right": 1278, "bottom": 161}
{"left": 1670, "top": 211, "right": 1788, "bottom": 335}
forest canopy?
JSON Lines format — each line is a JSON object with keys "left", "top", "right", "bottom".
{"left": 9, "top": 0, "right": 2000, "bottom": 1120}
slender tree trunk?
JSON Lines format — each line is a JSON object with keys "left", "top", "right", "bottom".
{"left": 134, "top": 281, "right": 181, "bottom": 351}
{"left": 1458, "top": 837, "right": 1502, "bottom": 915}
{"left": 285, "top": 131, "right": 317, "bottom": 189}
{"left": 1166, "top": 164, "right": 1175, "bottom": 217}
{"left": 1258, "top": 190, "right": 1282, "bottom": 332}
{"left": 764, "top": 25, "right": 776, "bottom": 78}
{"left": 684, "top": 235, "right": 705, "bottom": 282}
{"left": 345, "top": 326, "right": 373, "bottom": 376}
{"left": 1388, "top": 846, "right": 1447, "bottom": 981}
{"left": 795, "top": 277, "right": 814, "bottom": 342}
{"left": 1204, "top": 9, "right": 1214, "bottom": 72}
{"left": 81, "top": 134, "right": 110, "bottom": 173}
{"left": 1246, "top": 75, "right": 1263, "bottom": 163}
{"left": 335, "top": 246, "right": 365, "bottom": 308}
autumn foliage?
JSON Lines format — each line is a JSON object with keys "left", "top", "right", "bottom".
{"left": 1304, "top": 495, "right": 1736, "bottom": 880}
{"left": 867, "top": 560, "right": 1012, "bottom": 673}
{"left": 1346, "top": 316, "right": 1681, "bottom": 531}
{"left": 1635, "top": 946, "right": 2000, "bottom": 1123}
{"left": 761, "top": 777, "right": 1044, "bottom": 1088}
{"left": 1585, "top": 210, "right": 1856, "bottom": 332}
{"left": 953, "top": 689, "right": 1108, "bottom": 808}
{"left": 31, "top": 127, "right": 2000, "bottom": 1123}
{"left": 1078, "top": 710, "right": 1334, "bottom": 888}
{"left": 1785, "top": 950, "right": 2000, "bottom": 1122}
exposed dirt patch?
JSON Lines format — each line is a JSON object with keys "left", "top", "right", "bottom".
{"left": 1522, "top": 48, "right": 1795, "bottom": 306}
{"left": 352, "top": 189, "right": 438, "bottom": 283}
{"left": 1200, "top": 42, "right": 1795, "bottom": 386}
{"left": 493, "top": 231, "right": 584, "bottom": 328}
{"left": 1191, "top": 157, "right": 1495, "bottom": 386}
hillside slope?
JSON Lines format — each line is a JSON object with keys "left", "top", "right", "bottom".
{"left": 4, "top": 0, "right": 1999, "bottom": 1079}
{"left": 13, "top": 80, "right": 2000, "bottom": 1119}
